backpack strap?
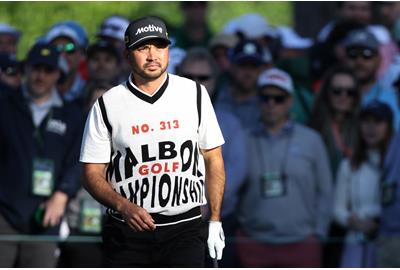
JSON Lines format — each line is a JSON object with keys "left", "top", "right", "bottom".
{"left": 196, "top": 82, "right": 202, "bottom": 131}
{"left": 98, "top": 96, "right": 112, "bottom": 135}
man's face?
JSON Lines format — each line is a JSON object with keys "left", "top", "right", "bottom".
{"left": 259, "top": 86, "right": 292, "bottom": 126}
{"left": 51, "top": 36, "right": 83, "bottom": 75}
{"left": 0, "top": 33, "right": 18, "bottom": 55}
{"left": 26, "top": 64, "right": 60, "bottom": 98}
{"left": 231, "top": 60, "right": 262, "bottom": 95}
{"left": 345, "top": 47, "right": 380, "bottom": 83}
{"left": 88, "top": 51, "right": 120, "bottom": 82}
{"left": 180, "top": 59, "right": 216, "bottom": 96}
{"left": 340, "top": 2, "right": 372, "bottom": 25}
{"left": 127, "top": 39, "right": 169, "bottom": 81}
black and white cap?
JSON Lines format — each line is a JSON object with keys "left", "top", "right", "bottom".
{"left": 124, "top": 16, "right": 171, "bottom": 50}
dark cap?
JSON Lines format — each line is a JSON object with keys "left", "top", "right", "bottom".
{"left": 26, "top": 42, "right": 60, "bottom": 70}
{"left": 124, "top": 16, "right": 171, "bottom": 50}
{"left": 360, "top": 100, "right": 393, "bottom": 122}
{"left": 0, "top": 53, "right": 20, "bottom": 75}
{"left": 230, "top": 40, "right": 263, "bottom": 65}
{"left": 87, "top": 40, "right": 120, "bottom": 61}
{"left": 344, "top": 29, "right": 379, "bottom": 51}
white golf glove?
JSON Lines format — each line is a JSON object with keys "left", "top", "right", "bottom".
{"left": 207, "top": 221, "right": 225, "bottom": 260}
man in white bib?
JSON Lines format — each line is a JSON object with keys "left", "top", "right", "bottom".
{"left": 80, "top": 16, "right": 226, "bottom": 267}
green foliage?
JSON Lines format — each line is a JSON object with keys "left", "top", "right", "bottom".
{"left": 0, "top": 1, "right": 292, "bottom": 59}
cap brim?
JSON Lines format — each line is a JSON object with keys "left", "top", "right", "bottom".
{"left": 127, "top": 36, "right": 171, "bottom": 49}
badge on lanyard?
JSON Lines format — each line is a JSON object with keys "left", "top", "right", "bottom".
{"left": 260, "top": 171, "right": 287, "bottom": 198}
{"left": 382, "top": 181, "right": 397, "bottom": 207}
{"left": 32, "top": 158, "right": 54, "bottom": 196}
{"left": 80, "top": 199, "right": 102, "bottom": 233}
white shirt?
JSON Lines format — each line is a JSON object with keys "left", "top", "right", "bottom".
{"left": 80, "top": 73, "right": 224, "bottom": 216}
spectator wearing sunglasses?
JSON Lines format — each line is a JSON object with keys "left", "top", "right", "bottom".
{"left": 344, "top": 28, "right": 400, "bottom": 129}
{"left": 236, "top": 68, "right": 332, "bottom": 267}
{"left": 0, "top": 53, "right": 22, "bottom": 95}
{"left": 178, "top": 47, "right": 247, "bottom": 267}
{"left": 309, "top": 66, "right": 361, "bottom": 267}
{"left": 45, "top": 21, "right": 88, "bottom": 104}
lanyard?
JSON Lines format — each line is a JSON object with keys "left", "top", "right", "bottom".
{"left": 256, "top": 126, "right": 294, "bottom": 176}
{"left": 33, "top": 108, "right": 53, "bottom": 154}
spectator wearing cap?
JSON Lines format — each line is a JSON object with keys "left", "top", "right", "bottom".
{"left": 0, "top": 42, "right": 84, "bottom": 267}
{"left": 86, "top": 40, "right": 121, "bottom": 86}
{"left": 0, "top": 53, "right": 22, "bottom": 95}
{"left": 96, "top": 15, "right": 131, "bottom": 81}
{"left": 170, "top": 1, "right": 212, "bottom": 50}
{"left": 344, "top": 28, "right": 400, "bottom": 129}
{"left": 209, "top": 33, "right": 239, "bottom": 74}
{"left": 178, "top": 47, "right": 247, "bottom": 267}
{"left": 235, "top": 68, "right": 332, "bottom": 267}
{"left": 0, "top": 22, "right": 21, "bottom": 56}
{"left": 377, "top": 74, "right": 400, "bottom": 267}
{"left": 45, "top": 20, "right": 88, "bottom": 103}
{"left": 214, "top": 40, "right": 267, "bottom": 131}
{"left": 334, "top": 100, "right": 394, "bottom": 267}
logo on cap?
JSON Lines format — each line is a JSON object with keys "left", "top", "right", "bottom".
{"left": 41, "top": 48, "right": 51, "bottom": 56}
{"left": 135, "top": 24, "right": 163, "bottom": 36}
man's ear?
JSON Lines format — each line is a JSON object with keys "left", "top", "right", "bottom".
{"left": 124, "top": 49, "right": 131, "bottom": 61}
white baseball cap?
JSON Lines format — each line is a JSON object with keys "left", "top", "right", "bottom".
{"left": 257, "top": 68, "right": 294, "bottom": 94}
{"left": 0, "top": 23, "right": 21, "bottom": 40}
{"left": 97, "top": 15, "right": 130, "bottom": 42}
{"left": 223, "top": 13, "right": 276, "bottom": 39}
{"left": 276, "top": 26, "right": 313, "bottom": 49}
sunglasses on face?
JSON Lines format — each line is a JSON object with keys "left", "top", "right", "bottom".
{"left": 259, "top": 94, "right": 288, "bottom": 104}
{"left": 346, "top": 48, "right": 377, "bottom": 60}
{"left": 56, "top": 43, "right": 77, "bottom": 54}
{"left": 182, "top": 74, "right": 212, "bottom": 82}
{"left": 330, "top": 87, "right": 357, "bottom": 98}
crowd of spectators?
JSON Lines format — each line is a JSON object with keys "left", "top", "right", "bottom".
{"left": 1, "top": 1, "right": 400, "bottom": 267}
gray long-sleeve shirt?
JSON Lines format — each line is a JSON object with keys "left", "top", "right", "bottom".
{"left": 238, "top": 122, "right": 333, "bottom": 244}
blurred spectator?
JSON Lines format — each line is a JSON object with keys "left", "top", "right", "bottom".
{"left": 377, "top": 75, "right": 400, "bottom": 267}
{"left": 222, "top": 13, "right": 279, "bottom": 61}
{"left": 214, "top": 40, "right": 266, "bottom": 131}
{"left": 376, "top": 2, "right": 400, "bottom": 38}
{"left": 208, "top": 32, "right": 239, "bottom": 74}
{"left": 178, "top": 47, "right": 247, "bottom": 267}
{"left": 45, "top": 20, "right": 88, "bottom": 103}
{"left": 236, "top": 68, "right": 332, "bottom": 267}
{"left": 334, "top": 101, "right": 393, "bottom": 267}
{"left": 344, "top": 28, "right": 400, "bottom": 129}
{"left": 57, "top": 82, "right": 110, "bottom": 268}
{"left": 86, "top": 40, "right": 121, "bottom": 85}
{"left": 96, "top": 15, "right": 130, "bottom": 80}
{"left": 170, "top": 1, "right": 212, "bottom": 49}
{"left": 317, "top": 2, "right": 372, "bottom": 42}
{"left": 167, "top": 46, "right": 186, "bottom": 75}
{"left": 0, "top": 53, "right": 22, "bottom": 94}
{"left": 0, "top": 42, "right": 83, "bottom": 267}
{"left": 310, "top": 66, "right": 360, "bottom": 177}
{"left": 275, "top": 26, "right": 314, "bottom": 124}
{"left": 309, "top": 66, "right": 360, "bottom": 268}
{"left": 0, "top": 23, "right": 21, "bottom": 56}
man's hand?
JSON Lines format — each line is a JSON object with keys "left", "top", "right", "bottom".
{"left": 119, "top": 200, "right": 156, "bottom": 232}
{"left": 207, "top": 221, "right": 225, "bottom": 260}
{"left": 43, "top": 191, "right": 68, "bottom": 227}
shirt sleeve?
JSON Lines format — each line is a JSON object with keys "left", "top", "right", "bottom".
{"left": 198, "top": 86, "right": 225, "bottom": 150}
{"left": 80, "top": 100, "right": 112, "bottom": 163}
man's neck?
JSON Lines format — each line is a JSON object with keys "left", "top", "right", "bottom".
{"left": 30, "top": 91, "right": 53, "bottom": 106}
{"left": 132, "top": 73, "right": 167, "bottom": 96}
{"left": 264, "top": 119, "right": 288, "bottom": 135}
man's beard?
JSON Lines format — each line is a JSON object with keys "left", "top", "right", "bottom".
{"left": 132, "top": 62, "right": 168, "bottom": 81}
